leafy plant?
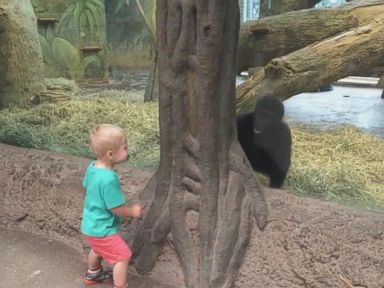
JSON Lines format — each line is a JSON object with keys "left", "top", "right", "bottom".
{"left": 39, "top": 35, "right": 101, "bottom": 79}
{"left": 135, "top": 0, "right": 156, "bottom": 42}
{"left": 58, "top": 0, "right": 106, "bottom": 41}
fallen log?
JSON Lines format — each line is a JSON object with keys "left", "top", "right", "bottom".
{"left": 236, "top": 14, "right": 384, "bottom": 113}
{"left": 238, "top": 0, "right": 384, "bottom": 73}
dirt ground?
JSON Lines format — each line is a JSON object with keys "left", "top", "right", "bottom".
{"left": 1, "top": 229, "right": 177, "bottom": 288}
{"left": 1, "top": 143, "right": 384, "bottom": 288}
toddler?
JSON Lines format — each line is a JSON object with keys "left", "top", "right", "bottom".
{"left": 81, "top": 124, "right": 142, "bottom": 288}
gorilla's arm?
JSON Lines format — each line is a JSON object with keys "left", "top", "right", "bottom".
{"left": 269, "top": 123, "right": 292, "bottom": 188}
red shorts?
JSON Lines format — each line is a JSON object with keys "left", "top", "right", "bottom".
{"left": 84, "top": 234, "right": 132, "bottom": 265}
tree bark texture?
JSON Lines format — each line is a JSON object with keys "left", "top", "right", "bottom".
{"left": 131, "top": 1, "right": 268, "bottom": 287}
{"left": 0, "top": 0, "right": 45, "bottom": 108}
{"left": 236, "top": 14, "right": 384, "bottom": 113}
{"left": 378, "top": 76, "right": 384, "bottom": 88}
{"left": 379, "top": 76, "right": 384, "bottom": 99}
{"left": 237, "top": 0, "right": 384, "bottom": 73}
{"left": 259, "top": 0, "right": 320, "bottom": 18}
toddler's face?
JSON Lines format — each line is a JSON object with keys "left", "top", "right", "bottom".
{"left": 113, "top": 139, "right": 129, "bottom": 164}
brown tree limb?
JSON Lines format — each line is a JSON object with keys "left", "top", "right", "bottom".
{"left": 238, "top": 0, "right": 384, "bottom": 73}
{"left": 236, "top": 14, "right": 384, "bottom": 113}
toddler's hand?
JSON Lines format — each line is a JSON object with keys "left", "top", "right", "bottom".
{"left": 130, "top": 204, "right": 143, "bottom": 218}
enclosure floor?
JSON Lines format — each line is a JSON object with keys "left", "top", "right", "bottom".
{"left": 0, "top": 229, "right": 177, "bottom": 288}
{"left": 284, "top": 85, "right": 384, "bottom": 137}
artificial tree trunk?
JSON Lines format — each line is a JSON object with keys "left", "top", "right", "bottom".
{"left": 131, "top": 1, "right": 268, "bottom": 287}
{"left": 236, "top": 14, "right": 384, "bottom": 113}
{"left": 259, "top": 0, "right": 320, "bottom": 18}
{"left": 238, "top": 0, "right": 384, "bottom": 73}
{"left": 0, "top": 0, "right": 45, "bottom": 108}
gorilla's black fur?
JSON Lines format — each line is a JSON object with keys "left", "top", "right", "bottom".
{"left": 237, "top": 95, "right": 292, "bottom": 188}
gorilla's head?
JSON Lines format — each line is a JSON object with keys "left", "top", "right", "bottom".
{"left": 253, "top": 95, "right": 285, "bottom": 135}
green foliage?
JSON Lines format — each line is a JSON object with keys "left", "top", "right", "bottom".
{"left": 58, "top": 0, "right": 105, "bottom": 41}
{"left": 33, "top": 0, "right": 107, "bottom": 79}
{"left": 1, "top": 121, "right": 52, "bottom": 148}
{"left": 38, "top": 35, "right": 103, "bottom": 79}
{"left": 52, "top": 38, "right": 80, "bottom": 79}
{"left": 135, "top": 0, "right": 156, "bottom": 41}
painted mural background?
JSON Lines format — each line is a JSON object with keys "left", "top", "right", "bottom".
{"left": 106, "top": 0, "right": 154, "bottom": 69}
{"left": 31, "top": 0, "right": 109, "bottom": 80}
{"left": 32, "top": 0, "right": 351, "bottom": 82}
{"left": 31, "top": 0, "right": 154, "bottom": 81}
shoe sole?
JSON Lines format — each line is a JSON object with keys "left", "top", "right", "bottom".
{"left": 83, "top": 278, "right": 113, "bottom": 286}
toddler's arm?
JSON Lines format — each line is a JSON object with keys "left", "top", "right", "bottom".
{"left": 111, "top": 204, "right": 142, "bottom": 218}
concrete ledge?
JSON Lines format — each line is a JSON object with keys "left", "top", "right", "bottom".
{"left": 336, "top": 76, "right": 380, "bottom": 87}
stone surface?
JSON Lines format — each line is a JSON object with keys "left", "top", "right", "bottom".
{"left": 0, "top": 229, "right": 178, "bottom": 288}
{"left": 1, "top": 143, "right": 384, "bottom": 287}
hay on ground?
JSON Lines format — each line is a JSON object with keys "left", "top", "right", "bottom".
{"left": 0, "top": 92, "right": 159, "bottom": 169}
{"left": 287, "top": 125, "right": 384, "bottom": 211}
{"left": 0, "top": 92, "right": 383, "bottom": 211}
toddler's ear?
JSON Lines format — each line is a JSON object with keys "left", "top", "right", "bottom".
{"left": 107, "top": 150, "right": 114, "bottom": 159}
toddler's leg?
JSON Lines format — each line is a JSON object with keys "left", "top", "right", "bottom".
{"left": 113, "top": 259, "right": 129, "bottom": 288}
{"left": 83, "top": 248, "right": 113, "bottom": 285}
{"left": 87, "top": 248, "right": 103, "bottom": 271}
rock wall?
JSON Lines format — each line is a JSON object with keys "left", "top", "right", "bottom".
{"left": 1, "top": 143, "right": 383, "bottom": 287}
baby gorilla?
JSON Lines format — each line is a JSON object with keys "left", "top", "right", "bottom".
{"left": 237, "top": 95, "right": 292, "bottom": 188}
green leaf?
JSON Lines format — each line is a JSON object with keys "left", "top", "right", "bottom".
{"left": 85, "top": 9, "right": 96, "bottom": 41}
{"left": 135, "top": 0, "right": 156, "bottom": 41}
{"left": 73, "top": 0, "right": 84, "bottom": 28}
{"left": 84, "top": 1, "right": 99, "bottom": 35}
{"left": 57, "top": 3, "right": 76, "bottom": 33}
{"left": 79, "top": 12, "right": 87, "bottom": 32}
{"left": 52, "top": 38, "right": 80, "bottom": 79}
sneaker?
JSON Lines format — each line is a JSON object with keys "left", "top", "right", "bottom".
{"left": 83, "top": 269, "right": 113, "bottom": 285}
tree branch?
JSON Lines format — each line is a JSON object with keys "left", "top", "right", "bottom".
{"left": 238, "top": 0, "right": 384, "bottom": 72}
{"left": 236, "top": 14, "right": 384, "bottom": 113}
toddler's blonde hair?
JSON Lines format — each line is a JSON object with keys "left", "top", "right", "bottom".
{"left": 89, "top": 124, "right": 126, "bottom": 158}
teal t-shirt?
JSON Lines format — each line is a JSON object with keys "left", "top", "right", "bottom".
{"left": 80, "top": 162, "right": 126, "bottom": 237}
